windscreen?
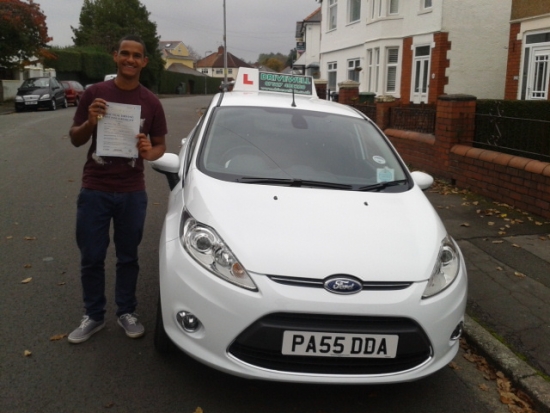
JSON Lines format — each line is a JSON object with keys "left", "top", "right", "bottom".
{"left": 199, "top": 107, "right": 408, "bottom": 189}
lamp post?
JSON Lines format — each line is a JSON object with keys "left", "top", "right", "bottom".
{"left": 204, "top": 51, "right": 212, "bottom": 95}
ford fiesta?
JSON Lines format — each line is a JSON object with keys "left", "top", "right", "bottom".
{"left": 151, "top": 68, "right": 467, "bottom": 384}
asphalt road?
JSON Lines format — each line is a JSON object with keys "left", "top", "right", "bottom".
{"left": 0, "top": 96, "right": 514, "bottom": 413}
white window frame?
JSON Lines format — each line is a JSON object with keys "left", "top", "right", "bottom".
{"left": 385, "top": 47, "right": 399, "bottom": 94}
{"left": 421, "top": 0, "right": 432, "bottom": 10}
{"left": 348, "top": 0, "right": 361, "bottom": 23}
{"left": 328, "top": 0, "right": 338, "bottom": 31}
{"left": 388, "top": 0, "right": 399, "bottom": 15}
{"left": 328, "top": 61, "right": 338, "bottom": 91}
{"left": 348, "top": 59, "right": 361, "bottom": 81}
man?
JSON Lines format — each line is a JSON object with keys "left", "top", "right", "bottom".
{"left": 68, "top": 35, "right": 167, "bottom": 344}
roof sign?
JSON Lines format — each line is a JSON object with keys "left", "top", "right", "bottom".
{"left": 259, "top": 72, "right": 313, "bottom": 96}
{"left": 233, "top": 68, "right": 317, "bottom": 97}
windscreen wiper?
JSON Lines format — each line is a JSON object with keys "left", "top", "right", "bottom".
{"left": 356, "top": 179, "right": 409, "bottom": 192}
{"left": 237, "top": 177, "right": 353, "bottom": 190}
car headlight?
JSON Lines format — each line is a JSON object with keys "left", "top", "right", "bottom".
{"left": 422, "top": 236, "right": 460, "bottom": 298}
{"left": 180, "top": 210, "right": 257, "bottom": 291}
{"left": 15, "top": 96, "right": 23, "bottom": 102}
{"left": 39, "top": 94, "right": 50, "bottom": 100}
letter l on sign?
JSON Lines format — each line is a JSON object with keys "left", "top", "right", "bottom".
{"left": 243, "top": 74, "right": 254, "bottom": 85}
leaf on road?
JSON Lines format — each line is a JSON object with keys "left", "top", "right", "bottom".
{"left": 496, "top": 266, "right": 503, "bottom": 271}
{"left": 24, "top": 236, "right": 37, "bottom": 241}
{"left": 512, "top": 244, "right": 521, "bottom": 248}
{"left": 6, "top": 235, "right": 13, "bottom": 240}
{"left": 24, "top": 350, "right": 32, "bottom": 357}
{"left": 21, "top": 277, "right": 32, "bottom": 284}
{"left": 479, "top": 383, "right": 489, "bottom": 391}
{"left": 460, "top": 222, "right": 470, "bottom": 227}
{"left": 58, "top": 282, "right": 66, "bottom": 286}
{"left": 193, "top": 408, "right": 204, "bottom": 413}
{"left": 488, "top": 222, "right": 495, "bottom": 226}
{"left": 104, "top": 402, "right": 115, "bottom": 408}
{"left": 514, "top": 272, "right": 526, "bottom": 278}
{"left": 535, "top": 221, "right": 543, "bottom": 226}
{"left": 24, "top": 264, "right": 32, "bottom": 268}
{"left": 492, "top": 240, "right": 504, "bottom": 244}
{"left": 50, "top": 334, "right": 67, "bottom": 341}
{"left": 448, "top": 361, "right": 459, "bottom": 370}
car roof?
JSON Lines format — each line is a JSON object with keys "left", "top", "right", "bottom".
{"left": 217, "top": 68, "right": 364, "bottom": 119}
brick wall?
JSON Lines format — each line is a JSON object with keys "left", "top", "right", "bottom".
{"left": 504, "top": 23, "right": 522, "bottom": 100}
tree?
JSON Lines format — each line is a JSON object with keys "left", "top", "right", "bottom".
{"left": 71, "top": 0, "right": 163, "bottom": 88}
{"left": 0, "top": 0, "right": 53, "bottom": 70}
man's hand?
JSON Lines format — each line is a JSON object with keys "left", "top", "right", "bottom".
{"left": 137, "top": 134, "right": 165, "bottom": 161}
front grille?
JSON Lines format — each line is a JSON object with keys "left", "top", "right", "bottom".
{"left": 268, "top": 275, "right": 412, "bottom": 290}
{"left": 228, "top": 313, "right": 432, "bottom": 375}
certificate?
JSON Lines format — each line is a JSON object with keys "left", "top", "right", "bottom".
{"left": 96, "top": 102, "right": 141, "bottom": 158}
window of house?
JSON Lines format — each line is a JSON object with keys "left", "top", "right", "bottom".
{"left": 201, "top": 69, "right": 209, "bottom": 74}
{"left": 388, "top": 0, "right": 399, "bottom": 15}
{"left": 367, "top": 48, "right": 380, "bottom": 93}
{"left": 385, "top": 47, "right": 399, "bottom": 93}
{"left": 422, "top": 0, "right": 432, "bottom": 10}
{"left": 215, "top": 69, "right": 223, "bottom": 75}
{"left": 348, "top": 59, "right": 361, "bottom": 82}
{"left": 228, "top": 69, "right": 233, "bottom": 75}
{"left": 371, "top": 0, "right": 376, "bottom": 19}
{"left": 328, "top": 0, "right": 338, "bottom": 30}
{"left": 348, "top": 0, "right": 361, "bottom": 23}
{"left": 328, "top": 62, "right": 338, "bottom": 91}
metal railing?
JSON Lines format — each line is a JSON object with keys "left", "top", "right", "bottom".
{"left": 474, "top": 113, "right": 550, "bottom": 163}
{"left": 389, "top": 104, "right": 436, "bottom": 134}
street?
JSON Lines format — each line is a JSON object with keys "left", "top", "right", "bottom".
{"left": 0, "top": 96, "right": 514, "bottom": 412}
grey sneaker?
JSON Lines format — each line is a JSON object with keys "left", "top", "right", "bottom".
{"left": 117, "top": 313, "right": 145, "bottom": 338}
{"left": 68, "top": 316, "right": 105, "bottom": 344}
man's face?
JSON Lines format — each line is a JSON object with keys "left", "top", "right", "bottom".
{"left": 114, "top": 40, "right": 148, "bottom": 79}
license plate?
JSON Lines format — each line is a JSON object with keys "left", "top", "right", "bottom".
{"left": 282, "top": 331, "right": 398, "bottom": 358}
{"left": 25, "top": 101, "right": 37, "bottom": 105}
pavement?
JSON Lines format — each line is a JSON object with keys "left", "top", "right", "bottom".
{"left": 2, "top": 101, "right": 550, "bottom": 411}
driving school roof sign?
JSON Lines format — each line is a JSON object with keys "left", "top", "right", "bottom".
{"left": 233, "top": 67, "right": 316, "bottom": 97}
{"left": 259, "top": 72, "right": 313, "bottom": 96}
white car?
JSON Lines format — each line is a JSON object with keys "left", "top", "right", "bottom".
{"left": 151, "top": 68, "right": 467, "bottom": 384}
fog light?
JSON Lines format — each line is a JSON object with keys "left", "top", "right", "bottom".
{"left": 176, "top": 311, "right": 200, "bottom": 332}
{"left": 450, "top": 321, "right": 464, "bottom": 340}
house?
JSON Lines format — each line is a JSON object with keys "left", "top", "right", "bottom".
{"left": 505, "top": 0, "right": 550, "bottom": 100}
{"left": 293, "top": 7, "right": 322, "bottom": 78}
{"left": 196, "top": 46, "right": 253, "bottom": 81}
{"left": 158, "top": 41, "right": 195, "bottom": 70}
{"left": 318, "top": 0, "right": 512, "bottom": 103}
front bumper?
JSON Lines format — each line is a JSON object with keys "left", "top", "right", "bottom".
{"left": 159, "top": 237, "right": 467, "bottom": 383}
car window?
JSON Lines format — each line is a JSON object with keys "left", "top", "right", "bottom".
{"left": 199, "top": 107, "right": 407, "bottom": 188}
{"left": 22, "top": 78, "right": 49, "bottom": 88}
{"left": 184, "top": 115, "right": 206, "bottom": 177}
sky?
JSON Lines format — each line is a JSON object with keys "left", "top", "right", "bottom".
{"left": 36, "top": 0, "right": 320, "bottom": 63}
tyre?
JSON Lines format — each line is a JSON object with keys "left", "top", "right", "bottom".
{"left": 154, "top": 295, "right": 176, "bottom": 354}
{"left": 50, "top": 99, "right": 56, "bottom": 111}
{"left": 62, "top": 98, "right": 68, "bottom": 108}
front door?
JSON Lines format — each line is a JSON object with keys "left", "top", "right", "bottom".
{"left": 411, "top": 46, "right": 430, "bottom": 103}
{"left": 526, "top": 47, "right": 550, "bottom": 100}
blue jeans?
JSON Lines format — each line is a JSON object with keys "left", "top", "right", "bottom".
{"left": 76, "top": 188, "right": 148, "bottom": 321}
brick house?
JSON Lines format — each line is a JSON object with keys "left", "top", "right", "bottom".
{"left": 318, "top": 0, "right": 512, "bottom": 104}
{"left": 505, "top": 0, "right": 550, "bottom": 100}
{"left": 196, "top": 46, "right": 253, "bottom": 81}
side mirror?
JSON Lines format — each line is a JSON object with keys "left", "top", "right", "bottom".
{"left": 410, "top": 171, "right": 434, "bottom": 191}
{"left": 150, "top": 153, "right": 181, "bottom": 190}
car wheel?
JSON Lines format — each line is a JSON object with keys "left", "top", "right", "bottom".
{"left": 50, "top": 99, "right": 56, "bottom": 111}
{"left": 154, "top": 294, "right": 176, "bottom": 354}
{"left": 62, "top": 98, "right": 68, "bottom": 108}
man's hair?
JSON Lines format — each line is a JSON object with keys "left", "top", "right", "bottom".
{"left": 117, "top": 35, "right": 148, "bottom": 56}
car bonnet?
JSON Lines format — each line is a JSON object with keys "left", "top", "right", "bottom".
{"left": 184, "top": 169, "right": 447, "bottom": 283}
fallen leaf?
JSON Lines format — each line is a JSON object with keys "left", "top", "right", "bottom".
{"left": 21, "top": 277, "right": 32, "bottom": 284}
{"left": 492, "top": 240, "right": 504, "bottom": 244}
{"left": 57, "top": 282, "right": 66, "bottom": 286}
{"left": 460, "top": 223, "right": 470, "bottom": 227}
{"left": 50, "top": 334, "right": 67, "bottom": 341}
{"left": 24, "top": 350, "right": 32, "bottom": 357}
{"left": 448, "top": 361, "right": 459, "bottom": 370}
{"left": 498, "top": 231, "right": 506, "bottom": 236}
{"left": 6, "top": 235, "right": 13, "bottom": 240}
{"left": 193, "top": 408, "right": 204, "bottom": 413}
{"left": 24, "top": 236, "right": 37, "bottom": 241}
{"left": 24, "top": 264, "right": 32, "bottom": 268}
{"left": 496, "top": 266, "right": 503, "bottom": 271}
{"left": 488, "top": 222, "right": 495, "bottom": 226}
{"left": 540, "top": 236, "right": 547, "bottom": 241}
{"left": 512, "top": 244, "right": 521, "bottom": 248}
{"left": 479, "top": 383, "right": 489, "bottom": 391}
{"left": 535, "top": 221, "right": 543, "bottom": 226}
{"left": 104, "top": 402, "right": 115, "bottom": 408}
{"left": 514, "top": 272, "right": 526, "bottom": 278}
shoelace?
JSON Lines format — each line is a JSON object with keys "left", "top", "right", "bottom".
{"left": 121, "top": 314, "right": 138, "bottom": 325}
{"left": 79, "top": 316, "right": 92, "bottom": 330}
